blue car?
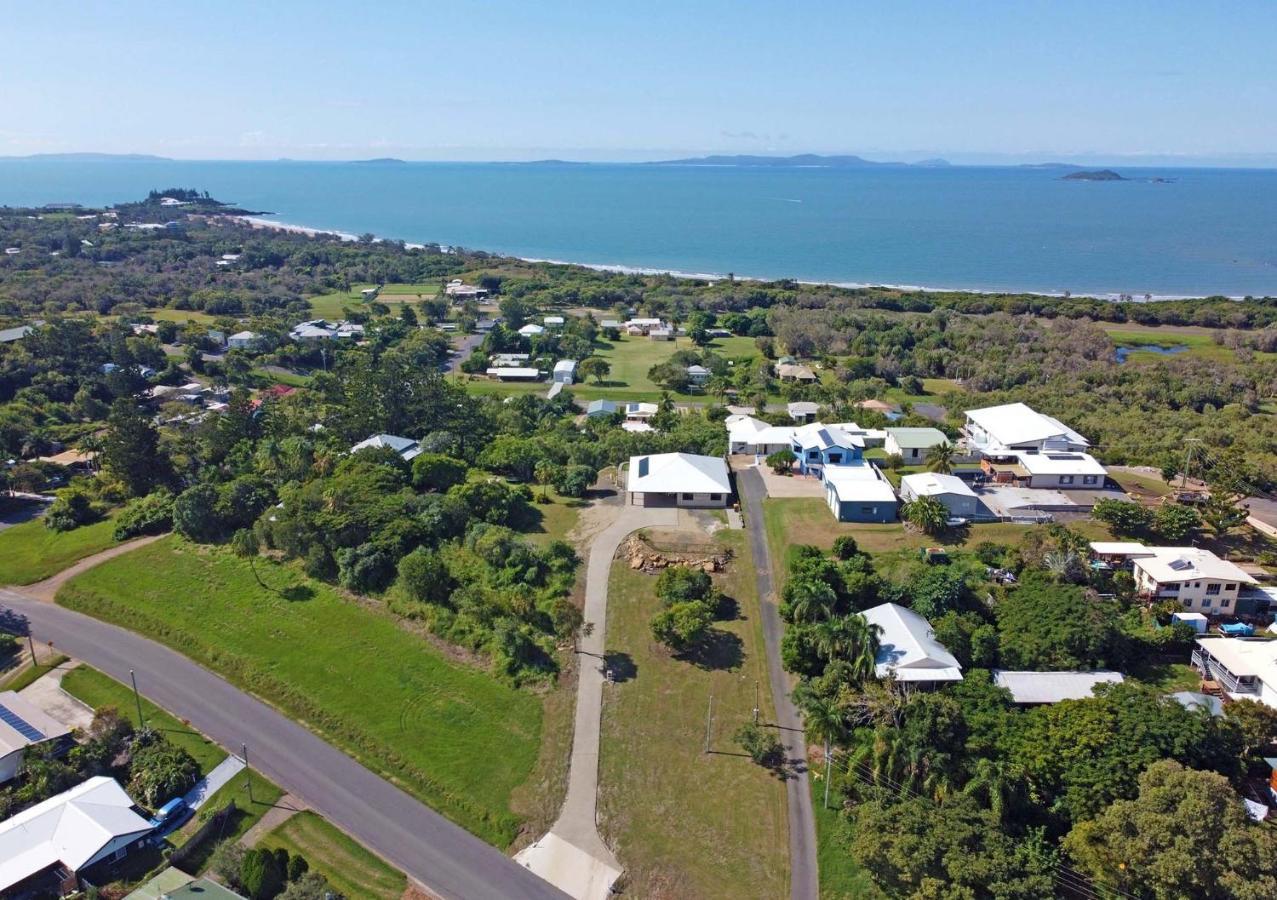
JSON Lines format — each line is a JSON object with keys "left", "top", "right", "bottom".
{"left": 150, "top": 797, "right": 192, "bottom": 834}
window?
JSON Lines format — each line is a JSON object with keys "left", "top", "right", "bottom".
{"left": 1060, "top": 475, "right": 1074, "bottom": 485}
{"left": 1202, "top": 598, "right": 1212, "bottom": 609}
{"left": 860, "top": 506, "right": 874, "bottom": 514}
{"left": 1225, "top": 583, "right": 1237, "bottom": 590}
{"left": 1082, "top": 475, "right": 1098, "bottom": 485}
{"left": 682, "top": 493, "right": 694, "bottom": 500}
{"left": 829, "top": 453, "right": 842, "bottom": 464}
{"left": 709, "top": 494, "right": 721, "bottom": 501}
{"left": 1206, "top": 583, "right": 1221, "bottom": 595}
{"left": 1221, "top": 597, "right": 1231, "bottom": 608}
{"left": 808, "top": 451, "right": 818, "bottom": 459}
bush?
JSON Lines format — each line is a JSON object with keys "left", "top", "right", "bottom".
{"left": 286, "top": 853, "right": 309, "bottom": 882}
{"left": 240, "top": 846, "right": 286, "bottom": 900}
{"left": 396, "top": 547, "right": 452, "bottom": 605}
{"left": 552, "top": 464, "right": 597, "bottom": 498}
{"left": 734, "top": 720, "right": 784, "bottom": 767}
{"left": 831, "top": 535, "right": 860, "bottom": 560}
{"left": 112, "top": 490, "right": 174, "bottom": 540}
{"left": 1091, "top": 498, "right": 1154, "bottom": 536}
{"left": 0, "top": 632, "right": 17, "bottom": 658}
{"left": 336, "top": 544, "right": 396, "bottom": 593}
{"left": 411, "top": 453, "right": 468, "bottom": 493}
{"left": 766, "top": 449, "right": 796, "bottom": 474}
{"left": 655, "top": 565, "right": 713, "bottom": 605}
{"left": 172, "top": 483, "right": 221, "bottom": 542}
{"left": 127, "top": 734, "right": 200, "bottom": 807}
{"left": 44, "top": 490, "right": 97, "bottom": 532}
{"left": 650, "top": 600, "right": 714, "bottom": 652}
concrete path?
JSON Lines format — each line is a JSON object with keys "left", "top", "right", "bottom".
{"left": 17, "top": 532, "right": 167, "bottom": 602}
{"left": 737, "top": 466, "right": 820, "bottom": 900}
{"left": 184, "top": 754, "right": 248, "bottom": 810}
{"left": 516, "top": 503, "right": 680, "bottom": 900}
{"left": 18, "top": 661, "right": 94, "bottom": 731}
{"left": 240, "top": 793, "right": 307, "bottom": 848}
{"left": 0, "top": 590, "right": 568, "bottom": 900}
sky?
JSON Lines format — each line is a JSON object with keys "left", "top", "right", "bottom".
{"left": 4, "top": 0, "right": 1276, "bottom": 165}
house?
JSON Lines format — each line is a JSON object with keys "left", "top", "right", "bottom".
{"left": 0, "top": 776, "right": 155, "bottom": 895}
{"left": 791, "top": 423, "right": 865, "bottom": 475}
{"left": 445, "top": 280, "right": 489, "bottom": 300}
{"left": 586, "top": 399, "right": 619, "bottom": 418}
{"left": 727, "top": 417, "right": 796, "bottom": 456}
{"left": 1192, "top": 637, "right": 1277, "bottom": 707}
{"left": 649, "top": 327, "right": 674, "bottom": 341}
{"left": 360, "top": 287, "right": 379, "bottom": 301}
{"left": 787, "top": 401, "right": 820, "bottom": 423}
{"left": 1012, "top": 451, "right": 1108, "bottom": 489}
{"left": 36, "top": 449, "right": 96, "bottom": 473}
{"left": 1130, "top": 546, "right": 1257, "bottom": 613}
{"left": 1088, "top": 541, "right": 1156, "bottom": 568}
{"left": 290, "top": 321, "right": 336, "bottom": 341}
{"left": 226, "top": 330, "right": 259, "bottom": 350}
{"left": 490, "top": 352, "right": 531, "bottom": 367}
{"left": 624, "top": 402, "right": 659, "bottom": 421}
{"left": 964, "top": 402, "right": 1089, "bottom": 454}
{"left": 686, "top": 364, "right": 711, "bottom": 386}
{"left": 623, "top": 317, "right": 664, "bottom": 336}
{"left": 855, "top": 398, "right": 900, "bottom": 417}
{"left": 350, "top": 433, "right": 422, "bottom": 461}
{"left": 518, "top": 323, "right": 545, "bottom": 337}
{"left": 0, "top": 691, "right": 72, "bottom": 785}
{"left": 475, "top": 318, "right": 499, "bottom": 332}
{"left": 860, "top": 603, "right": 962, "bottom": 684}
{"left": 622, "top": 421, "right": 655, "bottom": 433}
{"left": 626, "top": 452, "right": 731, "bottom": 508}
{"left": 125, "top": 868, "right": 248, "bottom": 900}
{"left": 553, "top": 359, "right": 576, "bottom": 385}
{"left": 992, "top": 671, "right": 1125, "bottom": 705}
{"left": 486, "top": 367, "right": 543, "bottom": 381}
{"left": 775, "top": 363, "right": 818, "bottom": 383}
{"left": 832, "top": 422, "right": 887, "bottom": 448}
{"left": 600, "top": 319, "right": 622, "bottom": 330}
{"left": 544, "top": 315, "right": 566, "bottom": 328}
{"left": 0, "top": 325, "right": 34, "bottom": 344}
{"left": 824, "top": 464, "right": 898, "bottom": 523}
{"left": 899, "top": 473, "right": 978, "bottom": 518}
{"left": 884, "top": 427, "right": 950, "bottom": 463}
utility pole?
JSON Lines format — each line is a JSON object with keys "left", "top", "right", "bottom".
{"left": 753, "top": 681, "right": 760, "bottom": 724}
{"left": 242, "top": 743, "right": 254, "bottom": 804}
{"left": 1181, "top": 438, "right": 1201, "bottom": 490}
{"left": 704, "top": 694, "right": 713, "bottom": 754}
{"left": 129, "top": 669, "right": 145, "bottom": 729}
{"left": 26, "top": 633, "right": 36, "bottom": 667}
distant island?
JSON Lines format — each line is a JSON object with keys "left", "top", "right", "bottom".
{"left": 0, "top": 152, "right": 172, "bottom": 162}
{"left": 351, "top": 157, "right": 408, "bottom": 165}
{"left": 1062, "top": 169, "right": 1127, "bottom": 181}
{"left": 648, "top": 153, "right": 948, "bottom": 168}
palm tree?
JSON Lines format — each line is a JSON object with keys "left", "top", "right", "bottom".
{"left": 927, "top": 441, "right": 956, "bottom": 475}
{"left": 784, "top": 579, "right": 838, "bottom": 624}
{"left": 902, "top": 496, "right": 947, "bottom": 535}
{"left": 813, "top": 616, "right": 880, "bottom": 684}
{"left": 962, "top": 758, "right": 1018, "bottom": 825}
{"left": 796, "top": 692, "right": 847, "bottom": 808}
{"left": 76, "top": 434, "right": 104, "bottom": 472}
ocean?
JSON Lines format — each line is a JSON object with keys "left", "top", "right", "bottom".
{"left": 2, "top": 159, "right": 1275, "bottom": 297}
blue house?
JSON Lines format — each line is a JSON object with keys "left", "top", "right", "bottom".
{"left": 790, "top": 424, "right": 865, "bottom": 476}
{"left": 824, "top": 464, "right": 898, "bottom": 523}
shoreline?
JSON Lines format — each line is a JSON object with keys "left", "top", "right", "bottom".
{"left": 234, "top": 214, "right": 1244, "bottom": 302}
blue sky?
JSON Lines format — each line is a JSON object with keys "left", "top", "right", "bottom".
{"left": 4, "top": 0, "right": 1275, "bottom": 164}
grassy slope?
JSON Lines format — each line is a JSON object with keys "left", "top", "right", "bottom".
{"left": 0, "top": 516, "right": 119, "bottom": 585}
{"left": 261, "top": 811, "right": 407, "bottom": 900}
{"left": 309, "top": 283, "right": 440, "bottom": 319}
{"left": 56, "top": 537, "right": 541, "bottom": 846}
{"left": 597, "top": 529, "right": 789, "bottom": 899}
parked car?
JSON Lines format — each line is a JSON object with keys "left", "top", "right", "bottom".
{"left": 149, "top": 796, "right": 191, "bottom": 834}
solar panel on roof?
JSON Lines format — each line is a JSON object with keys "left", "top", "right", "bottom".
{"left": 0, "top": 702, "right": 45, "bottom": 741}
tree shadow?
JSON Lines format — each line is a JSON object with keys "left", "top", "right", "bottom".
{"left": 678, "top": 629, "right": 743, "bottom": 671}
{"left": 713, "top": 594, "right": 740, "bottom": 622}
{"left": 603, "top": 651, "right": 637, "bottom": 684}
{"left": 279, "top": 584, "right": 314, "bottom": 602}
{"left": 0, "top": 609, "right": 31, "bottom": 636}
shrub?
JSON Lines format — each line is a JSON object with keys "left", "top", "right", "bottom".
{"left": 650, "top": 600, "right": 714, "bottom": 652}
{"left": 831, "top": 535, "right": 860, "bottom": 560}
{"left": 766, "top": 449, "right": 796, "bottom": 474}
{"left": 239, "top": 846, "right": 286, "bottom": 900}
{"left": 337, "top": 544, "right": 396, "bottom": 593}
{"left": 1091, "top": 498, "right": 1154, "bottom": 536}
{"left": 734, "top": 720, "right": 784, "bottom": 767}
{"left": 44, "top": 490, "right": 97, "bottom": 532}
{"left": 127, "top": 735, "right": 199, "bottom": 807}
{"left": 172, "top": 483, "right": 221, "bottom": 542}
{"left": 655, "top": 565, "right": 713, "bottom": 605}
{"left": 396, "top": 547, "right": 452, "bottom": 605}
{"left": 0, "top": 632, "right": 17, "bottom": 658}
{"left": 411, "top": 453, "right": 468, "bottom": 493}
{"left": 286, "top": 853, "right": 310, "bottom": 882}
{"left": 113, "top": 490, "right": 174, "bottom": 540}
{"left": 553, "top": 464, "right": 597, "bottom": 498}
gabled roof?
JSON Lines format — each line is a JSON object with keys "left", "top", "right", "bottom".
{"left": 1132, "top": 547, "right": 1257, "bottom": 585}
{"left": 1015, "top": 451, "right": 1107, "bottom": 477}
{"left": 823, "top": 464, "right": 897, "bottom": 503}
{"left": 686, "top": 364, "right": 711, "bottom": 375}
{"left": 787, "top": 401, "right": 820, "bottom": 416}
{"left": 228, "top": 330, "right": 258, "bottom": 341}
{"left": 886, "top": 427, "right": 949, "bottom": 449}
{"left": 518, "top": 323, "right": 545, "bottom": 335}
{"left": 586, "top": 399, "right": 618, "bottom": 415}
{"left": 860, "top": 603, "right": 962, "bottom": 682}
{"left": 992, "top": 670, "right": 1124, "bottom": 704}
{"left": 350, "top": 433, "right": 422, "bottom": 460}
{"left": 900, "top": 472, "right": 976, "bottom": 499}
{"left": 964, "top": 402, "right": 1088, "bottom": 449}
{"left": 0, "top": 777, "right": 153, "bottom": 889}
{"left": 792, "top": 423, "right": 864, "bottom": 452}
{"left": 627, "top": 453, "right": 731, "bottom": 495}
{"left": 553, "top": 359, "right": 576, "bottom": 372}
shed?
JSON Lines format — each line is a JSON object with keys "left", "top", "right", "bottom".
{"left": 586, "top": 399, "right": 619, "bottom": 418}
{"left": 553, "top": 359, "right": 577, "bottom": 385}
{"left": 1171, "top": 611, "right": 1209, "bottom": 634}
{"left": 992, "top": 670, "right": 1125, "bottom": 705}
{"left": 899, "top": 472, "right": 978, "bottom": 518}
{"left": 823, "top": 464, "right": 897, "bottom": 523}
{"left": 884, "top": 427, "right": 950, "bottom": 462}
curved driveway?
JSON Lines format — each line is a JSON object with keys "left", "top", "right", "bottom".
{"left": 0, "top": 589, "right": 568, "bottom": 900}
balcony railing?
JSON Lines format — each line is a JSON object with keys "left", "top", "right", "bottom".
{"left": 1192, "top": 648, "right": 1259, "bottom": 695}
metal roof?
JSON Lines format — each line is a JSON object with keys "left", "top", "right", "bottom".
{"left": 992, "top": 670, "right": 1125, "bottom": 704}
{"left": 861, "top": 603, "right": 962, "bottom": 682}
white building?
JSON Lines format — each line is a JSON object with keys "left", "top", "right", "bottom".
{"left": 623, "top": 317, "right": 664, "bottom": 335}
{"left": 489, "top": 352, "right": 531, "bottom": 367}
{"left": 227, "top": 330, "right": 259, "bottom": 350}
{"left": 726, "top": 416, "right": 795, "bottom": 456}
{"left": 884, "top": 427, "right": 950, "bottom": 463}
{"left": 487, "top": 367, "right": 542, "bottom": 381}
{"left": 1015, "top": 450, "right": 1108, "bottom": 489}
{"left": 0, "top": 777, "right": 155, "bottom": 894}
{"left": 518, "top": 323, "right": 545, "bottom": 337}
{"left": 992, "top": 670, "right": 1125, "bottom": 705}
{"left": 899, "top": 472, "right": 979, "bottom": 518}
{"left": 686, "top": 364, "right": 711, "bottom": 385}
{"left": 544, "top": 315, "right": 566, "bottom": 327}
{"left": 787, "top": 401, "right": 820, "bottom": 423}
{"left": 627, "top": 452, "right": 731, "bottom": 507}
{"left": 0, "top": 692, "right": 71, "bottom": 785}
{"left": 624, "top": 402, "right": 659, "bottom": 421}
{"left": 860, "top": 603, "right": 962, "bottom": 684}
{"left": 1192, "top": 637, "right": 1277, "bottom": 708}
{"left": 1131, "top": 546, "right": 1258, "bottom": 614}
{"left": 824, "top": 464, "right": 898, "bottom": 523}
{"left": 964, "top": 402, "right": 1089, "bottom": 454}
{"left": 350, "top": 433, "right": 422, "bottom": 461}
{"left": 553, "top": 359, "right": 576, "bottom": 385}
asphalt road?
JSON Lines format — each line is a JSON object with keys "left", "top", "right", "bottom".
{"left": 0, "top": 590, "right": 568, "bottom": 900}
{"left": 736, "top": 467, "right": 820, "bottom": 900}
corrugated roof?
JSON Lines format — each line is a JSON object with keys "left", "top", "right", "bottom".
{"left": 900, "top": 472, "right": 976, "bottom": 498}
{"left": 992, "top": 670, "right": 1125, "bottom": 704}
{"left": 886, "top": 427, "right": 949, "bottom": 449}
{"left": 861, "top": 603, "right": 962, "bottom": 682}
{"left": 627, "top": 453, "right": 730, "bottom": 495}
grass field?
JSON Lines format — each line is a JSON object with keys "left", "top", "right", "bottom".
{"left": 0, "top": 515, "right": 119, "bottom": 585}
{"left": 1101, "top": 324, "right": 1277, "bottom": 364}
{"left": 521, "top": 490, "right": 586, "bottom": 547}
{"left": 144, "top": 308, "right": 219, "bottom": 325}
{"left": 56, "top": 537, "right": 543, "bottom": 846}
{"left": 261, "top": 812, "right": 407, "bottom": 900}
{"left": 597, "top": 529, "right": 789, "bottom": 899}
{"left": 309, "top": 283, "right": 440, "bottom": 319}
{"left": 810, "top": 779, "right": 876, "bottom": 900}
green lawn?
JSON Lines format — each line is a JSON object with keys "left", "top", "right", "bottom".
{"left": 0, "top": 515, "right": 120, "bottom": 585}
{"left": 0, "top": 654, "right": 70, "bottom": 691}
{"left": 61, "top": 666, "right": 226, "bottom": 774}
{"left": 260, "top": 812, "right": 407, "bottom": 900}
{"left": 145, "top": 308, "right": 219, "bottom": 325}
{"left": 1109, "top": 469, "right": 1174, "bottom": 499}
{"left": 597, "top": 530, "right": 789, "bottom": 899}
{"left": 309, "top": 283, "right": 440, "bottom": 319}
{"left": 521, "top": 490, "right": 586, "bottom": 547}
{"left": 173, "top": 769, "right": 285, "bottom": 874}
{"left": 56, "top": 537, "right": 542, "bottom": 846}
{"left": 1127, "top": 661, "right": 1201, "bottom": 693}
{"left": 810, "top": 778, "right": 877, "bottom": 900}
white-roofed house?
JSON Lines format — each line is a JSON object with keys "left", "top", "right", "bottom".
{"left": 992, "top": 670, "right": 1125, "bottom": 705}
{"left": 553, "top": 359, "right": 576, "bottom": 385}
{"left": 624, "top": 402, "right": 659, "bottom": 421}
{"left": 899, "top": 472, "right": 978, "bottom": 518}
{"left": 626, "top": 453, "right": 731, "bottom": 508}
{"left": 1192, "top": 637, "right": 1277, "bottom": 707}
{"left": 1132, "top": 546, "right": 1258, "bottom": 614}
{"left": 0, "top": 776, "right": 155, "bottom": 894}
{"left": 486, "top": 367, "right": 543, "bottom": 381}
{"left": 775, "top": 363, "right": 818, "bottom": 383}
{"left": 226, "top": 330, "right": 259, "bottom": 350}
{"left": 350, "top": 433, "right": 422, "bottom": 461}
{"left": 1013, "top": 450, "right": 1108, "bottom": 490}
{"left": 0, "top": 691, "right": 72, "bottom": 785}
{"left": 685, "top": 364, "right": 711, "bottom": 386}
{"left": 518, "top": 323, "right": 545, "bottom": 337}
{"left": 624, "top": 317, "right": 664, "bottom": 336}
{"left": 727, "top": 417, "right": 797, "bottom": 456}
{"left": 823, "top": 464, "right": 898, "bottom": 523}
{"left": 544, "top": 315, "right": 566, "bottom": 327}
{"left": 790, "top": 423, "right": 865, "bottom": 476}
{"left": 963, "top": 402, "right": 1089, "bottom": 455}
{"left": 860, "top": 603, "right": 962, "bottom": 684}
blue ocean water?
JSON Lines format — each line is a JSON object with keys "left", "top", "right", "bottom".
{"left": 1, "top": 159, "right": 1275, "bottom": 297}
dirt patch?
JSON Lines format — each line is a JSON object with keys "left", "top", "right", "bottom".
{"left": 620, "top": 532, "right": 733, "bottom": 574}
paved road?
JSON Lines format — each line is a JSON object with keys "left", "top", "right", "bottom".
{"left": 0, "top": 591, "right": 568, "bottom": 900}
{"left": 737, "top": 467, "right": 820, "bottom": 900}
{"left": 447, "top": 332, "right": 485, "bottom": 373}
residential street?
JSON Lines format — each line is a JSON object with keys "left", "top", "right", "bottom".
{"left": 0, "top": 590, "right": 568, "bottom": 900}
{"left": 736, "top": 466, "right": 820, "bottom": 900}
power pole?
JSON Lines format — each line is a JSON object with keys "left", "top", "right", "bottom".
{"left": 1181, "top": 438, "right": 1201, "bottom": 490}
{"left": 242, "top": 742, "right": 254, "bottom": 804}
{"left": 129, "top": 670, "right": 145, "bottom": 729}
{"left": 704, "top": 694, "right": 713, "bottom": 754}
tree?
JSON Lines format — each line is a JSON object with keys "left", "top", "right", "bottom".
{"left": 45, "top": 490, "right": 97, "bottom": 532}
{"left": 411, "top": 453, "right": 468, "bottom": 492}
{"left": 239, "top": 846, "right": 287, "bottom": 900}
{"left": 796, "top": 690, "right": 846, "bottom": 808}
{"left": 396, "top": 547, "right": 451, "bottom": 605}
{"left": 1152, "top": 502, "right": 1201, "bottom": 542}
{"left": 577, "top": 356, "right": 611, "bottom": 384}
{"left": 831, "top": 535, "right": 860, "bottom": 560}
{"left": 651, "top": 600, "right": 714, "bottom": 652}
{"left": 813, "top": 615, "right": 880, "bottom": 683}
{"left": 1091, "top": 498, "right": 1154, "bottom": 536}
{"left": 734, "top": 720, "right": 784, "bottom": 768}
{"left": 908, "top": 566, "right": 969, "bottom": 619}
{"left": 172, "top": 484, "right": 222, "bottom": 542}
{"left": 926, "top": 441, "right": 956, "bottom": 475}
{"left": 765, "top": 448, "right": 796, "bottom": 474}
{"left": 1224, "top": 698, "right": 1277, "bottom": 757}
{"left": 279, "top": 873, "right": 343, "bottom": 900}
{"left": 101, "top": 400, "right": 169, "bottom": 496}
{"left": 127, "top": 736, "right": 200, "bottom": 807}
{"left": 901, "top": 496, "right": 947, "bottom": 534}
{"left": 231, "top": 528, "right": 266, "bottom": 589}
{"left": 1064, "top": 761, "right": 1277, "bottom": 900}
{"left": 1200, "top": 491, "right": 1247, "bottom": 536}
{"left": 655, "top": 565, "right": 713, "bottom": 605}
{"left": 996, "top": 576, "right": 1124, "bottom": 671}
